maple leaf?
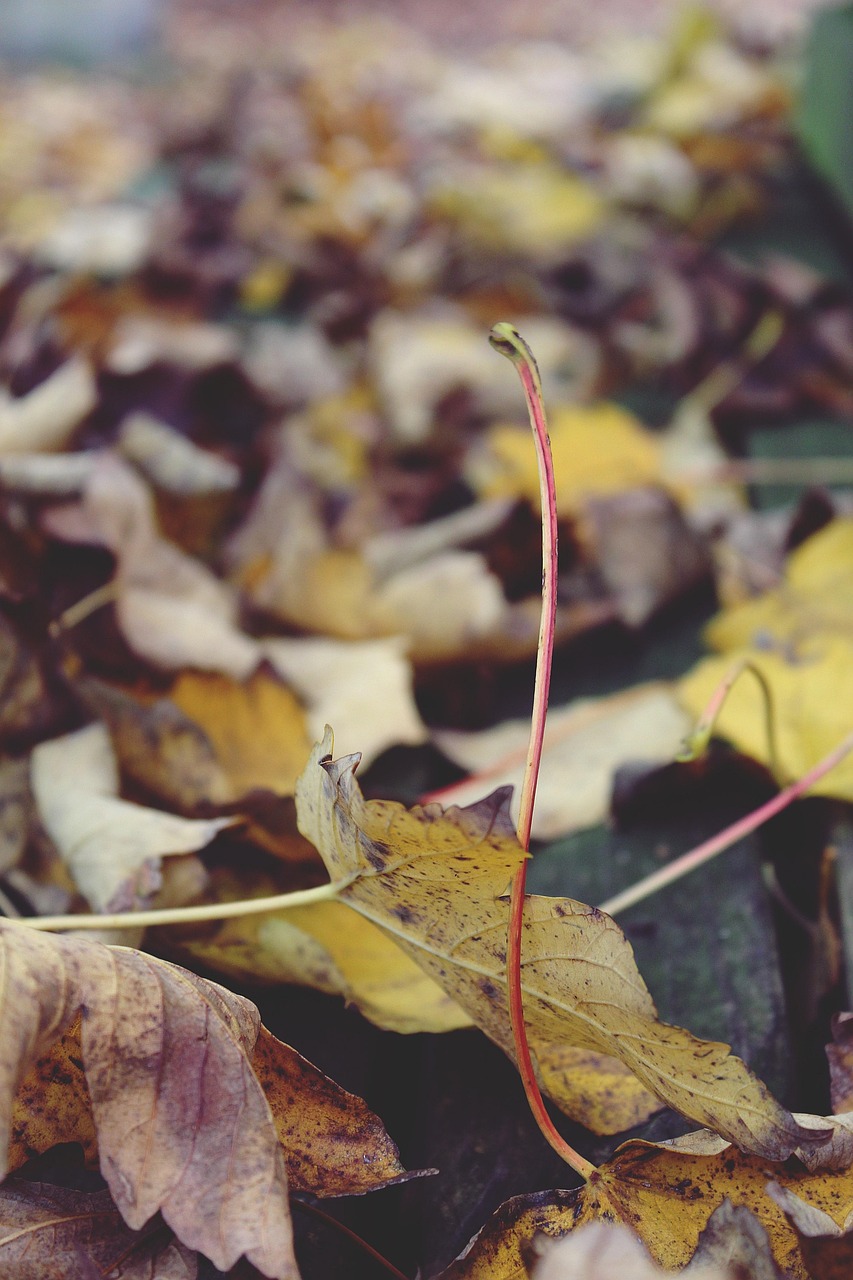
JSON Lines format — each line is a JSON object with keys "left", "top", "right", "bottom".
{"left": 295, "top": 731, "right": 825, "bottom": 1158}
{"left": 0, "top": 1179, "right": 197, "bottom": 1280}
{"left": 0, "top": 920, "right": 414, "bottom": 1276}
{"left": 439, "top": 1131, "right": 853, "bottom": 1279}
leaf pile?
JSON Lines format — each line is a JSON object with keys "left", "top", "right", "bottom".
{"left": 0, "top": 1, "right": 851, "bottom": 1277}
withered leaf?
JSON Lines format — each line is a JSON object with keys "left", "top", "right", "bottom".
{"left": 30, "top": 723, "right": 234, "bottom": 912}
{"left": 296, "top": 731, "right": 823, "bottom": 1157}
{"left": 0, "top": 920, "right": 296, "bottom": 1276}
{"left": 441, "top": 1136, "right": 853, "bottom": 1280}
{"left": 8, "top": 979, "right": 413, "bottom": 1201}
{"left": 0, "top": 1179, "right": 197, "bottom": 1280}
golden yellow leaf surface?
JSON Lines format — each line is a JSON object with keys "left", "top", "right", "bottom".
{"left": 467, "top": 402, "right": 662, "bottom": 513}
{"left": 429, "top": 162, "right": 604, "bottom": 257}
{"left": 175, "top": 880, "right": 472, "bottom": 1035}
{"left": 704, "top": 517, "right": 853, "bottom": 655}
{"left": 295, "top": 732, "right": 823, "bottom": 1157}
{"left": 442, "top": 1136, "right": 853, "bottom": 1280}
{"left": 169, "top": 667, "right": 314, "bottom": 799}
{"left": 678, "top": 637, "right": 853, "bottom": 800}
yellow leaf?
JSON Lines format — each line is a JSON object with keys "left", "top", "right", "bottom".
{"left": 177, "top": 883, "right": 472, "bottom": 1035}
{"left": 429, "top": 162, "right": 604, "bottom": 258}
{"left": 442, "top": 1135, "right": 853, "bottom": 1279}
{"left": 704, "top": 517, "right": 853, "bottom": 655}
{"left": 295, "top": 731, "right": 824, "bottom": 1156}
{"left": 169, "top": 667, "right": 314, "bottom": 799}
{"left": 468, "top": 402, "right": 662, "bottom": 513}
{"left": 678, "top": 637, "right": 853, "bottom": 800}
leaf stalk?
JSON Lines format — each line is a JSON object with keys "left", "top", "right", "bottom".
{"left": 490, "top": 321, "right": 596, "bottom": 1182}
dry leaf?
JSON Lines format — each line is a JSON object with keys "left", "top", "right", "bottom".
{"left": 30, "top": 723, "right": 234, "bottom": 911}
{"left": 117, "top": 414, "right": 240, "bottom": 496}
{"left": 295, "top": 731, "right": 823, "bottom": 1154}
{"left": 528, "top": 1218, "right": 732, "bottom": 1280}
{"left": 766, "top": 1181, "right": 853, "bottom": 1278}
{"left": 169, "top": 870, "right": 471, "bottom": 1035}
{"left": 10, "top": 1012, "right": 414, "bottom": 1201}
{"left": 0, "top": 1179, "right": 197, "bottom": 1280}
{"left": 433, "top": 684, "right": 690, "bottom": 840}
{"left": 441, "top": 1133, "right": 853, "bottom": 1280}
{"left": 0, "top": 359, "right": 97, "bottom": 455}
{"left": 0, "top": 920, "right": 296, "bottom": 1277}
{"left": 467, "top": 402, "right": 662, "bottom": 514}
{"left": 678, "top": 637, "right": 853, "bottom": 800}
{"left": 827, "top": 1013, "right": 853, "bottom": 1114}
{"left": 703, "top": 517, "right": 853, "bottom": 655}
{"left": 168, "top": 667, "right": 314, "bottom": 799}
{"left": 261, "top": 636, "right": 426, "bottom": 767}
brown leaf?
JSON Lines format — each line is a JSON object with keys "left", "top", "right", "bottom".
{"left": 296, "top": 731, "right": 823, "bottom": 1157}
{"left": 252, "top": 1026, "right": 421, "bottom": 1196}
{"left": 0, "top": 1179, "right": 197, "bottom": 1280}
{"left": 9, "top": 995, "right": 414, "bottom": 1202}
{"left": 0, "top": 920, "right": 296, "bottom": 1277}
{"left": 766, "top": 1181, "right": 853, "bottom": 1279}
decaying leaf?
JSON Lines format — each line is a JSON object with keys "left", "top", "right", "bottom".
{"left": 827, "top": 1012, "right": 853, "bottom": 1114}
{"left": 0, "top": 920, "right": 296, "bottom": 1277}
{"left": 30, "top": 722, "right": 234, "bottom": 911}
{"left": 295, "top": 731, "right": 824, "bottom": 1154}
{"left": 0, "top": 1179, "right": 197, "bottom": 1280}
{"left": 467, "top": 402, "right": 662, "bottom": 514}
{"left": 0, "top": 359, "right": 97, "bottom": 455}
{"left": 767, "top": 1180, "right": 853, "bottom": 1278}
{"left": 175, "top": 887, "right": 471, "bottom": 1035}
{"left": 0, "top": 920, "right": 415, "bottom": 1274}
{"left": 168, "top": 667, "right": 314, "bottom": 799}
{"left": 527, "top": 1215, "right": 735, "bottom": 1280}
{"left": 703, "top": 517, "right": 853, "bottom": 655}
{"left": 432, "top": 684, "right": 691, "bottom": 840}
{"left": 263, "top": 635, "right": 427, "bottom": 766}
{"left": 441, "top": 1132, "right": 853, "bottom": 1280}
{"left": 678, "top": 636, "right": 853, "bottom": 800}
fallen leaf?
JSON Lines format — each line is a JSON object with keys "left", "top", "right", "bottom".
{"left": 827, "top": 1013, "right": 853, "bottom": 1114}
{"left": 30, "top": 722, "right": 234, "bottom": 911}
{"left": 169, "top": 870, "right": 472, "bottom": 1035}
{"left": 295, "top": 731, "right": 822, "bottom": 1154}
{"left": 0, "top": 358, "right": 97, "bottom": 455}
{"left": 117, "top": 413, "right": 240, "bottom": 496}
{"left": 77, "top": 677, "right": 232, "bottom": 810}
{"left": 580, "top": 487, "right": 711, "bottom": 628}
{"left": 168, "top": 667, "right": 314, "bottom": 799}
{"left": 703, "top": 517, "right": 853, "bottom": 655}
{"left": 429, "top": 160, "right": 604, "bottom": 260}
{"left": 686, "top": 1199, "right": 783, "bottom": 1279}
{"left": 441, "top": 1134, "right": 853, "bottom": 1280}
{"left": 9, "top": 1010, "right": 415, "bottom": 1201}
{"left": 527, "top": 1216, "right": 733, "bottom": 1280}
{"left": 678, "top": 636, "right": 853, "bottom": 799}
{"left": 766, "top": 1181, "right": 853, "bottom": 1278}
{"left": 467, "top": 402, "right": 662, "bottom": 514}
{"left": 432, "top": 683, "right": 691, "bottom": 840}
{"left": 0, "top": 920, "right": 296, "bottom": 1277}
{"left": 261, "top": 636, "right": 427, "bottom": 767}
{"left": 0, "top": 1179, "right": 197, "bottom": 1280}
{"left": 0, "top": 757, "right": 32, "bottom": 873}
